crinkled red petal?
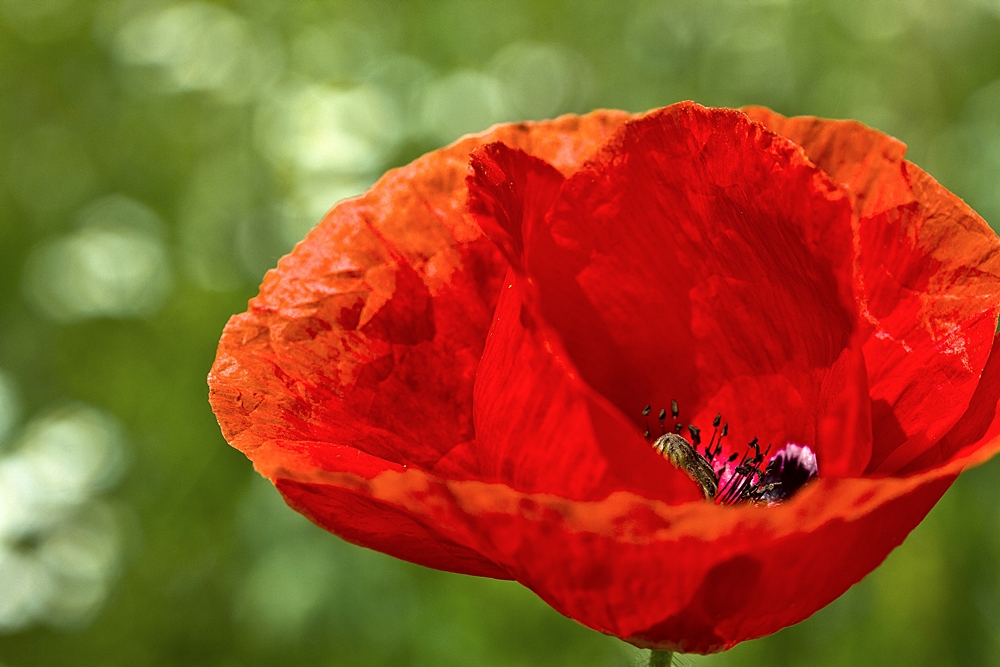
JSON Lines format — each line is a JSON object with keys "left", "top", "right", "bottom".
{"left": 743, "top": 107, "right": 1000, "bottom": 474}
{"left": 208, "top": 111, "right": 634, "bottom": 577}
{"left": 473, "top": 265, "right": 703, "bottom": 502}
{"left": 523, "top": 102, "right": 869, "bottom": 478}
{"left": 466, "top": 143, "right": 701, "bottom": 502}
{"left": 266, "top": 429, "right": 974, "bottom": 653}
{"left": 466, "top": 142, "right": 566, "bottom": 271}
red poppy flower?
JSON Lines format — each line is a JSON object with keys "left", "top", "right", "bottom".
{"left": 208, "top": 102, "right": 1000, "bottom": 654}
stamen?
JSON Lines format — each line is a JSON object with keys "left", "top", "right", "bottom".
{"left": 705, "top": 418, "right": 721, "bottom": 461}
{"left": 639, "top": 402, "right": 818, "bottom": 506}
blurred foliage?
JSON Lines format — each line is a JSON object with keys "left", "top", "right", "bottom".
{"left": 2, "top": 0, "right": 1000, "bottom": 665}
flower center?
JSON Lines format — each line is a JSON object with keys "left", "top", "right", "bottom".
{"left": 641, "top": 403, "right": 818, "bottom": 505}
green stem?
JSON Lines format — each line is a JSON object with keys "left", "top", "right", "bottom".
{"left": 649, "top": 650, "right": 674, "bottom": 667}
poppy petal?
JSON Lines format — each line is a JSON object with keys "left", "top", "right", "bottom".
{"left": 209, "top": 111, "right": 634, "bottom": 575}
{"left": 900, "top": 332, "right": 1000, "bottom": 472}
{"left": 861, "top": 167, "right": 1000, "bottom": 473}
{"left": 524, "top": 102, "right": 869, "bottom": 477}
{"left": 464, "top": 142, "right": 701, "bottom": 501}
{"left": 264, "top": 445, "right": 958, "bottom": 654}
{"left": 472, "top": 266, "right": 704, "bottom": 502}
{"left": 740, "top": 106, "right": 912, "bottom": 219}
{"left": 466, "top": 142, "right": 566, "bottom": 271}
{"left": 744, "top": 108, "right": 1000, "bottom": 474}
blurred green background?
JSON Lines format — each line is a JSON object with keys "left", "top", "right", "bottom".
{"left": 2, "top": 0, "right": 1000, "bottom": 665}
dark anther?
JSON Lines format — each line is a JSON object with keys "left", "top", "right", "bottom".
{"left": 657, "top": 408, "right": 668, "bottom": 435}
{"left": 670, "top": 399, "right": 679, "bottom": 418}
{"left": 760, "top": 443, "right": 772, "bottom": 463}
{"left": 722, "top": 423, "right": 729, "bottom": 437}
{"left": 674, "top": 423, "right": 684, "bottom": 434}
{"left": 641, "top": 405, "right": 653, "bottom": 440}
{"left": 687, "top": 424, "right": 701, "bottom": 445}
{"left": 713, "top": 413, "right": 721, "bottom": 427}
{"left": 728, "top": 452, "right": 739, "bottom": 462}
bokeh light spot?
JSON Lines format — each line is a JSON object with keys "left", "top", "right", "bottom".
{"left": 289, "top": 21, "right": 380, "bottom": 83}
{"left": 256, "top": 83, "right": 402, "bottom": 176}
{"left": 0, "top": 548, "right": 52, "bottom": 632}
{"left": 22, "top": 195, "right": 173, "bottom": 322}
{"left": 37, "top": 503, "right": 122, "bottom": 628}
{"left": 0, "top": 404, "right": 127, "bottom": 633}
{"left": 420, "top": 70, "right": 509, "bottom": 144}
{"left": 114, "top": 2, "right": 282, "bottom": 103}
{"left": 234, "top": 543, "right": 337, "bottom": 644}
{"left": 488, "top": 42, "right": 595, "bottom": 121}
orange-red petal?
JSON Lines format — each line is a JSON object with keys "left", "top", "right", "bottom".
{"left": 209, "top": 111, "right": 634, "bottom": 576}
{"left": 744, "top": 107, "right": 1000, "bottom": 474}
{"left": 525, "top": 103, "right": 869, "bottom": 478}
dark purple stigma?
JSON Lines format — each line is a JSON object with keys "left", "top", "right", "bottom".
{"left": 758, "top": 444, "right": 818, "bottom": 503}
